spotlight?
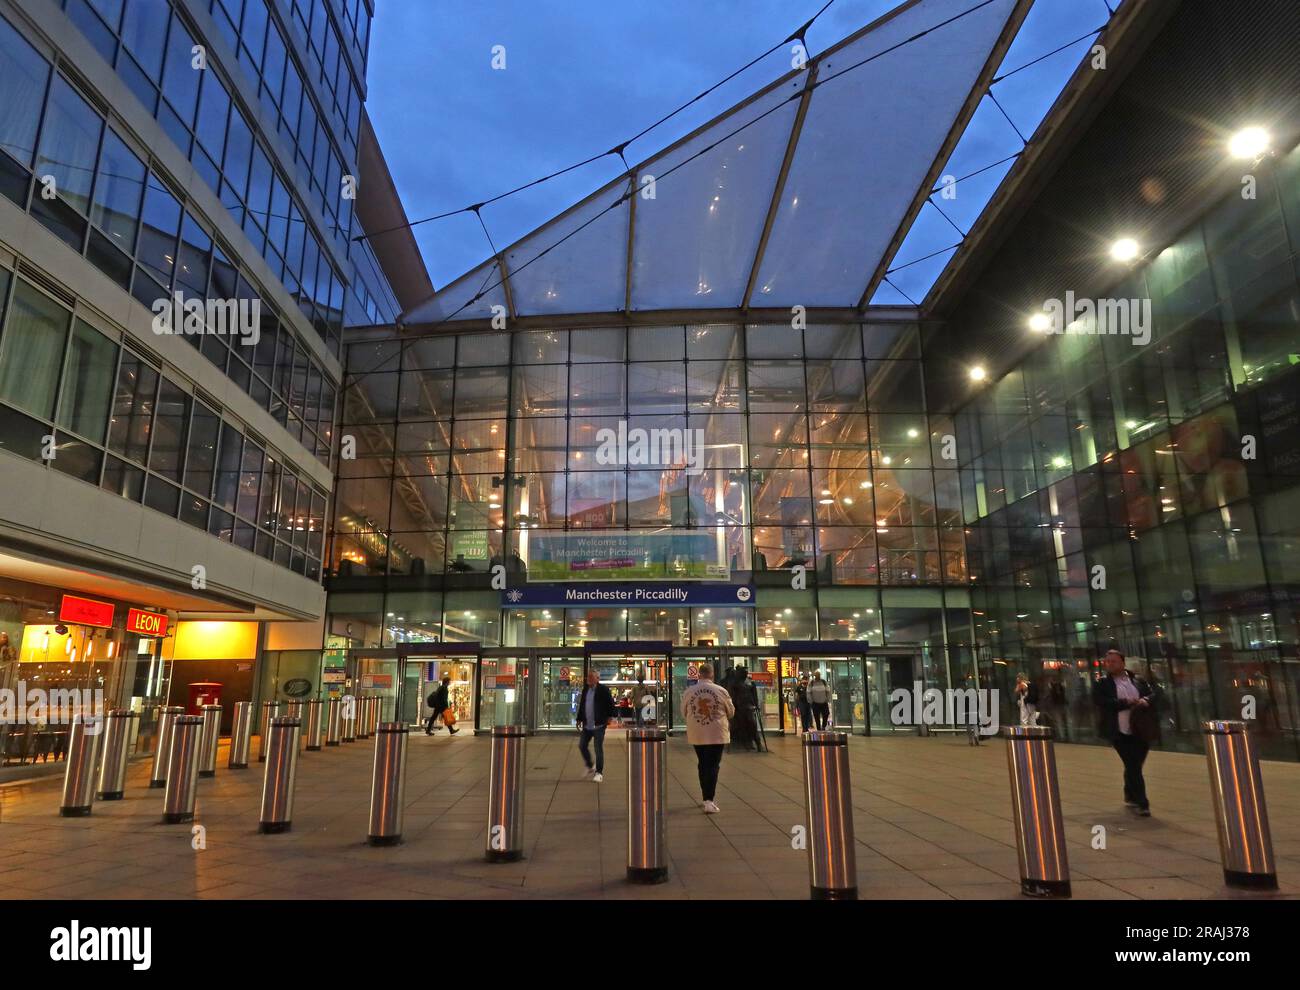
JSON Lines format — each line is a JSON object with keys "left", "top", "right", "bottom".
{"left": 1110, "top": 238, "right": 1140, "bottom": 263}
{"left": 969, "top": 365, "right": 986, "bottom": 382}
{"left": 1228, "top": 126, "right": 1269, "bottom": 160}
{"left": 1028, "top": 312, "right": 1052, "bottom": 333}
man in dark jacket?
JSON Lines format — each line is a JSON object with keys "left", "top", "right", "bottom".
{"left": 1092, "top": 649, "right": 1154, "bottom": 816}
{"left": 576, "top": 669, "right": 615, "bottom": 782}
{"left": 425, "top": 674, "right": 458, "bottom": 735}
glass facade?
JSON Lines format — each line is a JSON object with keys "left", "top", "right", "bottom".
{"left": 0, "top": 265, "right": 328, "bottom": 579}
{"left": 956, "top": 139, "right": 1300, "bottom": 760}
{"left": 329, "top": 322, "right": 970, "bottom": 694}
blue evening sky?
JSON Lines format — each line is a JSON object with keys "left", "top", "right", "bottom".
{"left": 365, "top": 0, "right": 1121, "bottom": 305}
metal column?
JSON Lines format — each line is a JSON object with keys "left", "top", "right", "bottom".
{"left": 368, "top": 722, "right": 409, "bottom": 845}
{"left": 198, "top": 704, "right": 222, "bottom": 777}
{"left": 485, "top": 724, "right": 526, "bottom": 862}
{"left": 258, "top": 715, "right": 302, "bottom": 833}
{"left": 325, "top": 696, "right": 342, "bottom": 746}
{"left": 304, "top": 698, "right": 324, "bottom": 751}
{"left": 1203, "top": 720, "right": 1277, "bottom": 889}
{"left": 627, "top": 726, "right": 667, "bottom": 883}
{"left": 1003, "top": 725, "right": 1071, "bottom": 898}
{"left": 801, "top": 730, "right": 857, "bottom": 899}
{"left": 149, "top": 705, "right": 185, "bottom": 788}
{"left": 96, "top": 709, "right": 136, "bottom": 800}
{"left": 257, "top": 700, "right": 281, "bottom": 761}
{"left": 228, "top": 701, "right": 253, "bottom": 769}
{"left": 60, "top": 714, "right": 102, "bottom": 817}
{"left": 162, "top": 715, "right": 203, "bottom": 824}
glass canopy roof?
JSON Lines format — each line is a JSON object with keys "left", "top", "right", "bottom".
{"left": 403, "top": 0, "right": 1027, "bottom": 325}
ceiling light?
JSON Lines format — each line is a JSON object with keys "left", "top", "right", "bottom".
{"left": 969, "top": 365, "right": 986, "bottom": 382}
{"left": 1228, "top": 126, "right": 1270, "bottom": 160}
{"left": 1110, "top": 238, "right": 1140, "bottom": 262}
{"left": 1028, "top": 312, "right": 1052, "bottom": 333}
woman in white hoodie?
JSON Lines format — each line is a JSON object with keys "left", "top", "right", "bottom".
{"left": 680, "top": 663, "right": 736, "bottom": 814}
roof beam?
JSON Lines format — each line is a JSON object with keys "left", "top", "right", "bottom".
{"left": 624, "top": 170, "right": 638, "bottom": 313}
{"left": 855, "top": 0, "right": 1036, "bottom": 311}
{"left": 742, "top": 63, "right": 818, "bottom": 309}
{"left": 497, "top": 255, "right": 518, "bottom": 321}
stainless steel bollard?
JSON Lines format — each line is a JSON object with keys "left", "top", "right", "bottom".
{"left": 368, "top": 722, "right": 409, "bottom": 845}
{"left": 60, "top": 714, "right": 102, "bottom": 817}
{"left": 627, "top": 726, "right": 667, "bottom": 883}
{"left": 361, "top": 695, "right": 376, "bottom": 738}
{"left": 485, "top": 724, "right": 527, "bottom": 862}
{"left": 257, "top": 700, "right": 280, "bottom": 761}
{"left": 325, "top": 696, "right": 342, "bottom": 746}
{"left": 1003, "top": 725, "right": 1071, "bottom": 898}
{"left": 341, "top": 694, "right": 357, "bottom": 742}
{"left": 284, "top": 700, "right": 303, "bottom": 719}
{"left": 97, "top": 709, "right": 137, "bottom": 800}
{"left": 304, "top": 698, "right": 324, "bottom": 751}
{"left": 1203, "top": 720, "right": 1277, "bottom": 890}
{"left": 228, "top": 701, "right": 253, "bottom": 769}
{"left": 258, "top": 715, "right": 302, "bottom": 833}
{"left": 198, "top": 704, "right": 222, "bottom": 777}
{"left": 162, "top": 715, "right": 203, "bottom": 824}
{"left": 802, "top": 730, "right": 858, "bottom": 899}
{"left": 149, "top": 705, "right": 185, "bottom": 788}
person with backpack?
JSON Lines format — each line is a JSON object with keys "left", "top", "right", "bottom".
{"left": 424, "top": 673, "right": 459, "bottom": 735}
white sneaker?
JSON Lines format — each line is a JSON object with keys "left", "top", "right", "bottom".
{"left": 703, "top": 800, "right": 720, "bottom": 814}
{"left": 592, "top": 772, "right": 604, "bottom": 783}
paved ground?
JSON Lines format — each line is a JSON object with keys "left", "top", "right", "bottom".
{"left": 0, "top": 731, "right": 1296, "bottom": 900}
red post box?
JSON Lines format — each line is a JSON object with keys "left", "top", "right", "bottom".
{"left": 187, "top": 681, "right": 223, "bottom": 714}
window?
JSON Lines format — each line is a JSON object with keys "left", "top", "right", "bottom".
{"left": 149, "top": 377, "right": 190, "bottom": 480}
{"left": 136, "top": 173, "right": 182, "bottom": 289}
{"left": 119, "top": 0, "right": 167, "bottom": 80}
{"left": 0, "top": 281, "right": 71, "bottom": 420}
{"left": 56, "top": 319, "right": 117, "bottom": 441}
{"left": 107, "top": 351, "right": 157, "bottom": 463}
{"left": 35, "top": 76, "right": 104, "bottom": 215}
{"left": 0, "top": 15, "right": 50, "bottom": 170}
{"left": 184, "top": 400, "right": 219, "bottom": 497}
{"left": 90, "top": 127, "right": 145, "bottom": 251}
{"left": 160, "top": 18, "right": 202, "bottom": 125}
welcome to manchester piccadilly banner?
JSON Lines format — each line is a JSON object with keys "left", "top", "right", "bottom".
{"left": 525, "top": 530, "right": 729, "bottom": 581}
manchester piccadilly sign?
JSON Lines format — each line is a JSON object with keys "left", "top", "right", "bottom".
{"left": 503, "top": 583, "right": 755, "bottom": 608}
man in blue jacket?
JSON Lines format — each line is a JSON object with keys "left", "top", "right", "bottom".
{"left": 576, "top": 669, "right": 615, "bottom": 783}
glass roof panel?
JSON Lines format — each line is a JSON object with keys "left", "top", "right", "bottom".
{"left": 403, "top": 260, "right": 508, "bottom": 324}
{"left": 505, "top": 182, "right": 630, "bottom": 316}
{"left": 753, "top": 0, "right": 1020, "bottom": 307}
{"left": 630, "top": 71, "right": 808, "bottom": 311}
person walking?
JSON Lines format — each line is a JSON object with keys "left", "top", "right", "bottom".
{"left": 424, "top": 674, "right": 459, "bottom": 735}
{"left": 1092, "top": 649, "right": 1156, "bottom": 817}
{"left": 806, "top": 672, "right": 831, "bottom": 730}
{"left": 796, "top": 675, "right": 812, "bottom": 733}
{"left": 681, "top": 663, "right": 735, "bottom": 814}
{"left": 1015, "top": 673, "right": 1040, "bottom": 727}
{"left": 575, "top": 669, "right": 615, "bottom": 783}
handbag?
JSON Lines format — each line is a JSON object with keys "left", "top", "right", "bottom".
{"left": 442, "top": 707, "right": 457, "bottom": 727}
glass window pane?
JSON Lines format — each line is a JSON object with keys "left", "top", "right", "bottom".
{"left": 137, "top": 173, "right": 182, "bottom": 288}
{"left": 0, "top": 281, "right": 71, "bottom": 420}
{"left": 56, "top": 318, "right": 117, "bottom": 441}
{"left": 161, "top": 16, "right": 201, "bottom": 124}
{"left": 107, "top": 351, "right": 157, "bottom": 463}
{"left": 120, "top": 0, "right": 167, "bottom": 79}
{"left": 0, "top": 15, "right": 51, "bottom": 168}
{"left": 91, "top": 127, "right": 146, "bottom": 251}
{"left": 149, "top": 378, "right": 190, "bottom": 480}
{"left": 36, "top": 77, "right": 104, "bottom": 215}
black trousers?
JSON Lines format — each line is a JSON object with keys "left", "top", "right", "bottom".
{"left": 811, "top": 702, "right": 830, "bottom": 730}
{"left": 693, "top": 744, "right": 724, "bottom": 801}
{"left": 1112, "top": 733, "right": 1150, "bottom": 810}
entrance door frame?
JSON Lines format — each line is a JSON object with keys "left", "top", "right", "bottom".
{"left": 776, "top": 641, "right": 922, "bottom": 736}
{"left": 349, "top": 642, "right": 484, "bottom": 730}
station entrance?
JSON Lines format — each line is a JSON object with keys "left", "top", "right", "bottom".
{"left": 346, "top": 641, "right": 920, "bottom": 736}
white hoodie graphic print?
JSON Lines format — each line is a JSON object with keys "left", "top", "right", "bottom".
{"left": 681, "top": 681, "right": 735, "bottom": 745}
